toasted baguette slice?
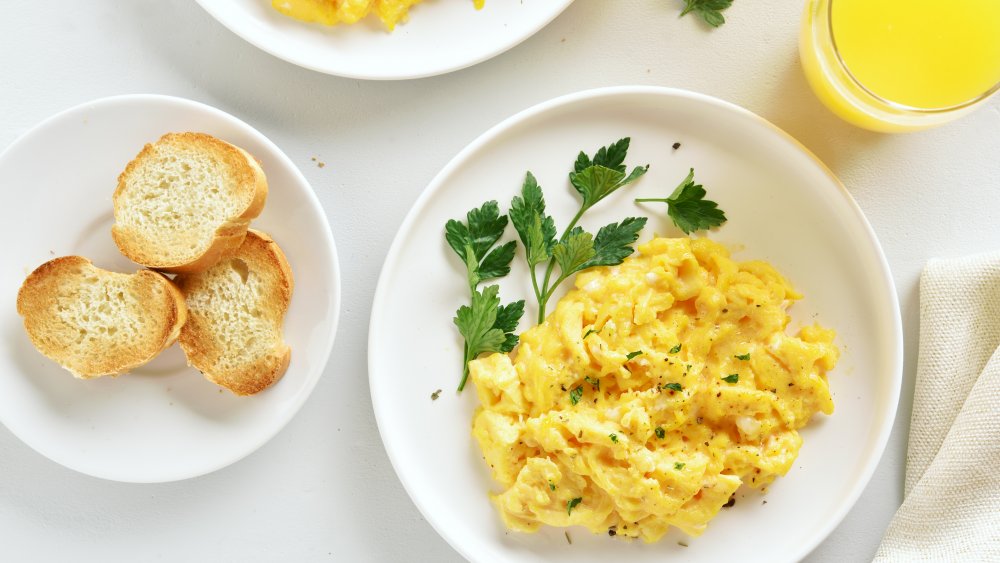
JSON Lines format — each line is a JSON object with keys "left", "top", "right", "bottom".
{"left": 16, "top": 256, "right": 188, "bottom": 379}
{"left": 111, "top": 132, "right": 268, "bottom": 274}
{"left": 174, "top": 230, "right": 293, "bottom": 396}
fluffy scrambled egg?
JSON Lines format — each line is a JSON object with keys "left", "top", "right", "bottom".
{"left": 469, "top": 237, "right": 839, "bottom": 542}
{"left": 273, "top": 0, "right": 485, "bottom": 31}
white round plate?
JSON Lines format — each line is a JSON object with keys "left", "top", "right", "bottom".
{"left": 195, "top": 0, "right": 574, "bottom": 80}
{"left": 0, "top": 95, "right": 341, "bottom": 483}
{"left": 369, "top": 86, "right": 903, "bottom": 562}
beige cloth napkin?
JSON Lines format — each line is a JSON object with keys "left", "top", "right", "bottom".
{"left": 874, "top": 253, "right": 1000, "bottom": 562}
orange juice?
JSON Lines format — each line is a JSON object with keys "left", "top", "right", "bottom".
{"left": 800, "top": 0, "right": 1000, "bottom": 131}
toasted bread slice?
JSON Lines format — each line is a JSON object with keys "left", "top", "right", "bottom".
{"left": 111, "top": 132, "right": 268, "bottom": 274}
{"left": 16, "top": 256, "right": 188, "bottom": 379}
{"left": 174, "top": 230, "right": 293, "bottom": 396}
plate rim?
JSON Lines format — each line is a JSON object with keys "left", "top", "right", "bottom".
{"left": 193, "top": 0, "right": 575, "bottom": 80}
{"left": 0, "top": 93, "right": 342, "bottom": 483}
{"left": 368, "top": 85, "right": 904, "bottom": 561}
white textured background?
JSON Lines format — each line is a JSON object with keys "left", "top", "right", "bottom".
{"left": 1, "top": 0, "right": 998, "bottom": 561}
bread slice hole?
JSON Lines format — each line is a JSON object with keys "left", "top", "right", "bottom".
{"left": 230, "top": 259, "right": 250, "bottom": 284}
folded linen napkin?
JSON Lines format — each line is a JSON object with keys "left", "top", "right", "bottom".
{"left": 874, "top": 253, "right": 1000, "bottom": 561}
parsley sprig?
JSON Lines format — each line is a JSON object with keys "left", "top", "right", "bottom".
{"left": 510, "top": 138, "right": 649, "bottom": 323}
{"left": 447, "top": 201, "right": 525, "bottom": 392}
{"left": 679, "top": 0, "right": 733, "bottom": 28}
{"left": 635, "top": 168, "right": 727, "bottom": 234}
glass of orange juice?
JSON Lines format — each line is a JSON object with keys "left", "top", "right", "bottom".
{"left": 800, "top": 0, "right": 1000, "bottom": 132}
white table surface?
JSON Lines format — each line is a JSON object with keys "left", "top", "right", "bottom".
{"left": 2, "top": 1, "right": 997, "bottom": 561}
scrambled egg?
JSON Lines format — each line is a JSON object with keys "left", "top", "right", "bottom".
{"left": 273, "top": 0, "right": 485, "bottom": 31}
{"left": 469, "top": 237, "right": 839, "bottom": 542}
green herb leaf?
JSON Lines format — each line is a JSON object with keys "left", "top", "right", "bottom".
{"left": 735, "top": 353, "right": 751, "bottom": 361}
{"left": 445, "top": 201, "right": 509, "bottom": 264}
{"left": 569, "top": 385, "right": 584, "bottom": 405}
{"left": 679, "top": 0, "right": 733, "bottom": 28}
{"left": 609, "top": 433, "right": 619, "bottom": 443}
{"left": 722, "top": 374, "right": 740, "bottom": 384}
{"left": 669, "top": 343, "right": 682, "bottom": 354}
{"left": 674, "top": 462, "right": 686, "bottom": 470}
{"left": 655, "top": 427, "right": 666, "bottom": 439}
{"left": 581, "top": 217, "right": 648, "bottom": 269}
{"left": 454, "top": 286, "right": 524, "bottom": 391}
{"left": 567, "top": 497, "right": 583, "bottom": 515}
{"left": 635, "top": 168, "right": 727, "bottom": 235}
{"left": 584, "top": 375, "right": 600, "bottom": 389}
{"left": 664, "top": 382, "right": 683, "bottom": 392}
{"left": 583, "top": 328, "right": 598, "bottom": 339}
{"left": 626, "top": 350, "right": 644, "bottom": 360}
{"left": 569, "top": 138, "right": 649, "bottom": 211}
{"left": 477, "top": 241, "right": 517, "bottom": 281}
{"left": 509, "top": 172, "right": 557, "bottom": 267}
{"left": 552, "top": 228, "right": 596, "bottom": 279}
{"left": 549, "top": 482, "right": 556, "bottom": 491}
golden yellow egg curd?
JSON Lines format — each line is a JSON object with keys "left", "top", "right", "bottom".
{"left": 469, "top": 237, "right": 839, "bottom": 542}
{"left": 273, "top": 0, "right": 485, "bottom": 31}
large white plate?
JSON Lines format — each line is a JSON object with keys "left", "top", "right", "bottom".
{"left": 195, "top": 0, "right": 574, "bottom": 80}
{"left": 369, "top": 87, "right": 903, "bottom": 562}
{"left": 0, "top": 95, "right": 341, "bottom": 483}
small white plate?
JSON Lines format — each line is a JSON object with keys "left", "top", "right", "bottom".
{"left": 195, "top": 0, "right": 574, "bottom": 80}
{"left": 369, "top": 87, "right": 903, "bottom": 562}
{"left": 0, "top": 94, "right": 341, "bottom": 483}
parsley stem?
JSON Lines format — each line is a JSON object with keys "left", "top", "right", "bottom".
{"left": 538, "top": 205, "right": 588, "bottom": 322}
{"left": 529, "top": 263, "right": 544, "bottom": 313}
{"left": 457, "top": 341, "right": 473, "bottom": 392}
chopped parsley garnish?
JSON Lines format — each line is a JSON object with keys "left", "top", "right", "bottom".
{"left": 569, "top": 385, "right": 584, "bottom": 405}
{"left": 655, "top": 427, "right": 665, "bottom": 439}
{"left": 584, "top": 375, "right": 600, "bottom": 389}
{"left": 679, "top": 0, "right": 733, "bottom": 28}
{"left": 609, "top": 433, "right": 619, "bottom": 443}
{"left": 626, "top": 350, "right": 643, "bottom": 360}
{"left": 663, "top": 382, "right": 683, "bottom": 392}
{"left": 583, "top": 328, "right": 597, "bottom": 339}
{"left": 735, "top": 353, "right": 751, "bottom": 361}
{"left": 635, "top": 168, "right": 727, "bottom": 234}
{"left": 722, "top": 374, "right": 740, "bottom": 384}
{"left": 567, "top": 497, "right": 583, "bottom": 515}
{"left": 549, "top": 482, "right": 556, "bottom": 491}
{"left": 674, "top": 462, "right": 686, "bottom": 470}
{"left": 430, "top": 389, "right": 442, "bottom": 400}
{"left": 669, "top": 343, "right": 682, "bottom": 354}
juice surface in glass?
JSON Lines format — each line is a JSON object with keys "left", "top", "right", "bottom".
{"left": 833, "top": 0, "right": 1000, "bottom": 110}
{"left": 800, "top": 0, "right": 1000, "bottom": 131}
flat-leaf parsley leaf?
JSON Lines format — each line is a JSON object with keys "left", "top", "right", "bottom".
{"left": 447, "top": 202, "right": 524, "bottom": 392}
{"left": 636, "top": 168, "right": 727, "bottom": 234}
{"left": 453, "top": 285, "right": 525, "bottom": 392}
{"left": 722, "top": 374, "right": 740, "bottom": 384}
{"left": 516, "top": 139, "right": 650, "bottom": 323}
{"left": 569, "top": 385, "right": 584, "bottom": 405}
{"left": 679, "top": 0, "right": 733, "bottom": 28}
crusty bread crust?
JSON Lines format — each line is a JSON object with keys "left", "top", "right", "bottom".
{"left": 16, "top": 256, "right": 188, "bottom": 378}
{"left": 174, "top": 230, "right": 293, "bottom": 396}
{"left": 111, "top": 133, "right": 268, "bottom": 274}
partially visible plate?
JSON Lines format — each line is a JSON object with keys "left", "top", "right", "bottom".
{"left": 195, "top": 0, "right": 574, "bottom": 80}
{"left": 0, "top": 94, "right": 341, "bottom": 483}
{"left": 369, "top": 86, "right": 903, "bottom": 562}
